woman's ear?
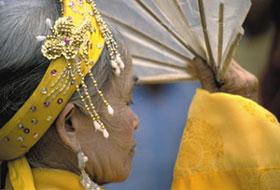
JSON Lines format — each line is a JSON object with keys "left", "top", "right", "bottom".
{"left": 55, "top": 103, "right": 81, "bottom": 153}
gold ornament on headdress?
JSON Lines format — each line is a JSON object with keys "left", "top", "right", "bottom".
{"left": 0, "top": 0, "right": 123, "bottom": 160}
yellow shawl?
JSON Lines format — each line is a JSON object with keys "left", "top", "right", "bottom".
{"left": 6, "top": 157, "right": 88, "bottom": 190}
{"left": 172, "top": 89, "right": 280, "bottom": 190}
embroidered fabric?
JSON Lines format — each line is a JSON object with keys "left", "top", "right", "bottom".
{"left": 172, "top": 90, "right": 280, "bottom": 190}
{"left": 174, "top": 118, "right": 225, "bottom": 177}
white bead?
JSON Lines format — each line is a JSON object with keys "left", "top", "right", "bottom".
{"left": 118, "top": 59, "right": 125, "bottom": 70}
{"left": 93, "top": 121, "right": 110, "bottom": 139}
{"left": 116, "top": 55, "right": 121, "bottom": 61}
{"left": 83, "top": 155, "right": 89, "bottom": 163}
{"left": 93, "top": 121, "right": 102, "bottom": 131}
{"left": 107, "top": 105, "right": 114, "bottom": 116}
{"left": 110, "top": 60, "right": 118, "bottom": 68}
{"left": 115, "top": 67, "right": 121, "bottom": 76}
{"left": 78, "top": 152, "right": 87, "bottom": 169}
{"left": 116, "top": 55, "right": 125, "bottom": 70}
{"left": 45, "top": 18, "right": 52, "bottom": 28}
{"left": 36, "top": 35, "right": 46, "bottom": 42}
{"left": 103, "top": 129, "right": 109, "bottom": 138}
{"left": 85, "top": 183, "right": 91, "bottom": 189}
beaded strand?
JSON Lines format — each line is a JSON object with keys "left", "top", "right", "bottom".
{"left": 88, "top": 0, "right": 125, "bottom": 75}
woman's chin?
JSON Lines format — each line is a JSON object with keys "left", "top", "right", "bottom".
{"left": 94, "top": 172, "right": 130, "bottom": 185}
{"left": 91, "top": 163, "right": 132, "bottom": 184}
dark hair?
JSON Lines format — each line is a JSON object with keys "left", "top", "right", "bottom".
{"left": 0, "top": 0, "right": 61, "bottom": 127}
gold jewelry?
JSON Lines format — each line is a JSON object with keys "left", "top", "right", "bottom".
{"left": 0, "top": 0, "right": 123, "bottom": 160}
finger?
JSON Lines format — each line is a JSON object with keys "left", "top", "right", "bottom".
{"left": 189, "top": 58, "right": 219, "bottom": 92}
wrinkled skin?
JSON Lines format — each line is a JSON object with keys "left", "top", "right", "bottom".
{"left": 57, "top": 58, "right": 139, "bottom": 184}
{"left": 189, "top": 58, "right": 259, "bottom": 102}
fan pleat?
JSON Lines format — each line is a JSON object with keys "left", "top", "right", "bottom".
{"left": 95, "top": 0, "right": 251, "bottom": 84}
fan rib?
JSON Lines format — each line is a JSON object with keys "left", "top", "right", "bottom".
{"left": 101, "top": 13, "right": 191, "bottom": 60}
{"left": 219, "top": 32, "right": 242, "bottom": 81}
{"left": 136, "top": 0, "right": 199, "bottom": 59}
{"left": 197, "top": 0, "right": 216, "bottom": 70}
{"left": 217, "top": 3, "right": 224, "bottom": 68}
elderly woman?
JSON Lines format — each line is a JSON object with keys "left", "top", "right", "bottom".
{"left": 0, "top": 0, "right": 280, "bottom": 190}
{"left": 0, "top": 0, "right": 138, "bottom": 189}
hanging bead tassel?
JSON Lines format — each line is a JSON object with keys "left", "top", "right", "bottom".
{"left": 114, "top": 66, "right": 121, "bottom": 76}
{"left": 102, "top": 127, "right": 109, "bottom": 138}
{"left": 110, "top": 60, "right": 118, "bottom": 69}
{"left": 110, "top": 59, "right": 121, "bottom": 76}
{"left": 90, "top": 1, "right": 124, "bottom": 76}
{"left": 93, "top": 121, "right": 109, "bottom": 138}
{"left": 93, "top": 120, "right": 102, "bottom": 131}
{"left": 116, "top": 54, "right": 125, "bottom": 70}
{"left": 107, "top": 105, "right": 114, "bottom": 116}
{"left": 35, "top": 18, "right": 52, "bottom": 42}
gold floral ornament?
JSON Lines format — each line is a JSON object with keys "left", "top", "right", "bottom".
{"left": 42, "top": 17, "right": 92, "bottom": 60}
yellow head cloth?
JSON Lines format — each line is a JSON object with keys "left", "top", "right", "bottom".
{"left": 0, "top": 0, "right": 105, "bottom": 160}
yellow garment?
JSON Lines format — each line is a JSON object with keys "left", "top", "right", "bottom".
{"left": 172, "top": 89, "right": 280, "bottom": 190}
{"left": 5, "top": 157, "right": 103, "bottom": 190}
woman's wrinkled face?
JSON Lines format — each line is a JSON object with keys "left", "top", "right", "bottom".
{"left": 71, "top": 59, "right": 139, "bottom": 184}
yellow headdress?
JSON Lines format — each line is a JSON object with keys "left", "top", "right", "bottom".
{"left": 0, "top": 0, "right": 123, "bottom": 160}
